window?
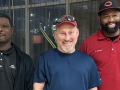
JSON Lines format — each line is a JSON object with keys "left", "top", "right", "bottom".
{"left": 11, "top": 9, "right": 25, "bottom": 51}
{"left": 29, "top": 5, "right": 66, "bottom": 63}
{"left": 29, "top": 0, "right": 65, "bottom": 4}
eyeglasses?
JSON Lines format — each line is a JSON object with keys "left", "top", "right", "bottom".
{"left": 56, "top": 15, "right": 76, "bottom": 23}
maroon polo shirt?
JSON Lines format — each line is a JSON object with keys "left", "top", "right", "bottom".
{"left": 79, "top": 28, "right": 120, "bottom": 90}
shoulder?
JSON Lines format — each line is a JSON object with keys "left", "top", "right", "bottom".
{"left": 41, "top": 49, "right": 56, "bottom": 57}
{"left": 83, "top": 32, "right": 98, "bottom": 44}
{"left": 13, "top": 43, "right": 33, "bottom": 63}
{"left": 20, "top": 51, "right": 34, "bottom": 66}
{"left": 75, "top": 50, "right": 96, "bottom": 70}
{"left": 76, "top": 50, "right": 93, "bottom": 62}
{"left": 37, "top": 49, "right": 56, "bottom": 60}
{"left": 80, "top": 32, "right": 99, "bottom": 50}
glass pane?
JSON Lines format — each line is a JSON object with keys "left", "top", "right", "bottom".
{"left": 13, "top": 0, "right": 25, "bottom": 6}
{"left": 11, "top": 9, "right": 25, "bottom": 51}
{"left": 0, "top": 0, "right": 10, "bottom": 7}
{"left": 0, "top": 10, "right": 9, "bottom": 14}
{"left": 29, "top": 5, "right": 66, "bottom": 63}
{"left": 29, "top": 0, "right": 65, "bottom": 4}
{"left": 70, "top": 0, "right": 104, "bottom": 49}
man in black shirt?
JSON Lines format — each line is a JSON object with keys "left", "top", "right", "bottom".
{"left": 0, "top": 13, "right": 34, "bottom": 90}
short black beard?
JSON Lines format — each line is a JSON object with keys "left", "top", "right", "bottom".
{"left": 100, "top": 20, "right": 120, "bottom": 33}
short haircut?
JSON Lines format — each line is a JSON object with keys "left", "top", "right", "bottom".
{"left": 0, "top": 13, "right": 13, "bottom": 27}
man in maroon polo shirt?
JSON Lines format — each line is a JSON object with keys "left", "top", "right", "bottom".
{"left": 79, "top": 0, "right": 120, "bottom": 90}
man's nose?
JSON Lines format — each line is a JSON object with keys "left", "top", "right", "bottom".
{"left": 0, "top": 27, "right": 2, "bottom": 32}
{"left": 65, "top": 34, "right": 70, "bottom": 40}
{"left": 108, "top": 17, "right": 114, "bottom": 22}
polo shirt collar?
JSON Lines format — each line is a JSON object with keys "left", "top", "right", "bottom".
{"left": 98, "top": 28, "right": 107, "bottom": 40}
{"left": 0, "top": 43, "right": 15, "bottom": 55}
{"left": 98, "top": 28, "right": 120, "bottom": 41}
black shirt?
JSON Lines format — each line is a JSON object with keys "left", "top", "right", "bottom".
{"left": 0, "top": 46, "right": 16, "bottom": 90}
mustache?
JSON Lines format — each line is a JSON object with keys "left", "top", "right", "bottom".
{"left": 104, "top": 21, "right": 115, "bottom": 26}
{"left": 100, "top": 20, "right": 120, "bottom": 28}
{"left": 0, "top": 32, "right": 5, "bottom": 36}
{"left": 63, "top": 40, "right": 72, "bottom": 42}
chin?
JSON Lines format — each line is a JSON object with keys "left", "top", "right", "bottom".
{"left": 62, "top": 45, "right": 74, "bottom": 53}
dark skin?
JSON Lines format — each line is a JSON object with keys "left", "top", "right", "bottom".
{"left": 98, "top": 8, "right": 120, "bottom": 37}
{"left": 0, "top": 17, "right": 13, "bottom": 51}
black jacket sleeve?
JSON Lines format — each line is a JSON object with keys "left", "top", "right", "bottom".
{"left": 24, "top": 55, "right": 34, "bottom": 90}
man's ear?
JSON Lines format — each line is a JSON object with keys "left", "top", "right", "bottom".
{"left": 119, "top": 12, "right": 120, "bottom": 20}
{"left": 11, "top": 27, "right": 14, "bottom": 34}
{"left": 54, "top": 30, "right": 57, "bottom": 39}
{"left": 77, "top": 29, "right": 79, "bottom": 37}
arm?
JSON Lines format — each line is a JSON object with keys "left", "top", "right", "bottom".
{"left": 89, "top": 87, "right": 97, "bottom": 90}
{"left": 88, "top": 59, "right": 101, "bottom": 90}
{"left": 33, "top": 82, "right": 45, "bottom": 90}
{"left": 25, "top": 55, "right": 35, "bottom": 90}
{"left": 33, "top": 56, "right": 47, "bottom": 90}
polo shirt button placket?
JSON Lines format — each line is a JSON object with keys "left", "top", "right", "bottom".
{"left": 0, "top": 53, "right": 3, "bottom": 61}
{"left": 111, "top": 43, "right": 114, "bottom": 51}
{"left": 1, "top": 53, "right": 3, "bottom": 55}
{"left": 0, "top": 53, "right": 3, "bottom": 68}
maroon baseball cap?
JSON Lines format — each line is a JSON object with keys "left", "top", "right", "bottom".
{"left": 56, "top": 15, "right": 77, "bottom": 29}
{"left": 98, "top": 0, "right": 120, "bottom": 16}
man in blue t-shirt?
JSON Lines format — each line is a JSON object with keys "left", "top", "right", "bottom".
{"left": 33, "top": 15, "right": 101, "bottom": 90}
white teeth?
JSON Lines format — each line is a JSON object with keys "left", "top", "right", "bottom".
{"left": 63, "top": 41, "right": 71, "bottom": 44}
{"left": 109, "top": 24, "right": 115, "bottom": 26}
{"left": 64, "top": 42, "right": 70, "bottom": 44}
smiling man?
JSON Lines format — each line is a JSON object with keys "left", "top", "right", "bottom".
{"left": 79, "top": 0, "right": 120, "bottom": 90}
{"left": 33, "top": 15, "right": 101, "bottom": 90}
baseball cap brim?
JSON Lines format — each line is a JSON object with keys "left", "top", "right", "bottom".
{"left": 98, "top": 7, "right": 120, "bottom": 16}
{"left": 56, "top": 20, "right": 77, "bottom": 29}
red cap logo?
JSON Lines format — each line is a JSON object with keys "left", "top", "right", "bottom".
{"left": 104, "top": 1, "right": 112, "bottom": 6}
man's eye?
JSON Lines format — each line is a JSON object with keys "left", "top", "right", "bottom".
{"left": 70, "top": 32, "right": 73, "bottom": 34}
{"left": 61, "top": 33, "right": 65, "bottom": 35}
{"left": 113, "top": 15, "right": 117, "bottom": 17}
{"left": 104, "top": 16, "right": 108, "bottom": 18}
{"left": 3, "top": 25, "right": 8, "bottom": 27}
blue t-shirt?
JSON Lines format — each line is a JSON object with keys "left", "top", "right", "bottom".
{"left": 34, "top": 49, "right": 101, "bottom": 90}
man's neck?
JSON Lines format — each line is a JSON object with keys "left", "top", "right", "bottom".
{"left": 0, "top": 43, "right": 12, "bottom": 51}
